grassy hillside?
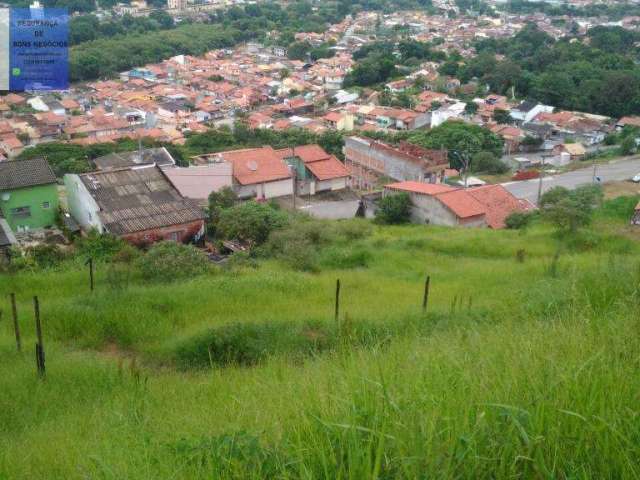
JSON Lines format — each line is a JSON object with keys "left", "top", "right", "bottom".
{"left": 1, "top": 214, "right": 640, "bottom": 478}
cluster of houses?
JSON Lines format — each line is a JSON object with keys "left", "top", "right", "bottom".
{"left": 5, "top": 7, "right": 640, "bottom": 253}
{"left": 0, "top": 134, "right": 535, "bottom": 257}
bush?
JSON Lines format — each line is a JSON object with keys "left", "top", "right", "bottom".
{"left": 472, "top": 151, "right": 509, "bottom": 174}
{"left": 207, "top": 187, "right": 238, "bottom": 237}
{"left": 171, "top": 320, "right": 336, "bottom": 368}
{"left": 505, "top": 211, "right": 534, "bottom": 230}
{"left": 262, "top": 219, "right": 332, "bottom": 272}
{"left": 334, "top": 220, "right": 373, "bottom": 240}
{"left": 5, "top": 244, "right": 67, "bottom": 271}
{"left": 319, "top": 245, "right": 372, "bottom": 269}
{"left": 136, "top": 241, "right": 208, "bottom": 281}
{"left": 541, "top": 185, "right": 603, "bottom": 233}
{"left": 375, "top": 193, "right": 412, "bottom": 224}
{"left": 27, "top": 244, "right": 66, "bottom": 268}
{"left": 75, "top": 230, "right": 128, "bottom": 261}
{"left": 540, "top": 186, "right": 570, "bottom": 208}
{"left": 619, "top": 136, "right": 636, "bottom": 156}
{"left": 597, "top": 195, "right": 640, "bottom": 220}
{"left": 217, "top": 201, "right": 289, "bottom": 245}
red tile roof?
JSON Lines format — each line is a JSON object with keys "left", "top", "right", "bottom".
{"left": 220, "top": 146, "right": 291, "bottom": 185}
{"left": 466, "top": 185, "right": 533, "bottom": 229}
{"left": 275, "top": 144, "right": 349, "bottom": 180}
{"left": 305, "top": 156, "right": 350, "bottom": 181}
{"left": 324, "top": 111, "right": 343, "bottom": 123}
{"left": 435, "top": 190, "right": 486, "bottom": 219}
{"left": 386, "top": 181, "right": 456, "bottom": 196}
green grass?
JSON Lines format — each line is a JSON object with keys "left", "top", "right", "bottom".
{"left": 2, "top": 219, "right": 640, "bottom": 478}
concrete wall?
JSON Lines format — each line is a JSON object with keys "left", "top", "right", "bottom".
{"left": 121, "top": 219, "right": 204, "bottom": 247}
{"left": 345, "top": 137, "right": 426, "bottom": 182}
{"left": 236, "top": 178, "right": 293, "bottom": 199}
{"left": 409, "top": 193, "right": 459, "bottom": 226}
{"left": 398, "top": 192, "right": 487, "bottom": 228}
{"left": 317, "top": 177, "right": 347, "bottom": 192}
{"left": 64, "top": 174, "right": 104, "bottom": 233}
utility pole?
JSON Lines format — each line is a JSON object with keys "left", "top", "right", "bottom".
{"left": 537, "top": 157, "right": 545, "bottom": 205}
{"left": 291, "top": 145, "right": 296, "bottom": 210}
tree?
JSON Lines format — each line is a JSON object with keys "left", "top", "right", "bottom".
{"left": 287, "top": 41, "right": 312, "bottom": 61}
{"left": 464, "top": 102, "right": 478, "bottom": 115}
{"left": 619, "top": 136, "right": 636, "bottom": 156}
{"left": 217, "top": 201, "right": 289, "bottom": 245}
{"left": 375, "top": 193, "right": 412, "bottom": 224}
{"left": 492, "top": 108, "right": 512, "bottom": 125}
{"left": 408, "top": 121, "right": 504, "bottom": 167}
{"left": 471, "top": 151, "right": 508, "bottom": 174}
{"left": 540, "top": 185, "right": 602, "bottom": 233}
{"left": 208, "top": 187, "right": 238, "bottom": 236}
{"left": 505, "top": 211, "right": 534, "bottom": 230}
{"left": 343, "top": 53, "right": 398, "bottom": 88}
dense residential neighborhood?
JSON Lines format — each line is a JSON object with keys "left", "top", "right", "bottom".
{"left": 4, "top": 0, "right": 640, "bottom": 477}
{"left": 3, "top": 5, "right": 639, "bottom": 246}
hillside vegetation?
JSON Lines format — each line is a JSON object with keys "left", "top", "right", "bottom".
{"left": 1, "top": 203, "right": 640, "bottom": 478}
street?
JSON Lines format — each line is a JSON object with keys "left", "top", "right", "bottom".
{"left": 502, "top": 156, "right": 640, "bottom": 204}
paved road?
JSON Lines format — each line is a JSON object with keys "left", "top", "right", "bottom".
{"left": 502, "top": 156, "right": 640, "bottom": 204}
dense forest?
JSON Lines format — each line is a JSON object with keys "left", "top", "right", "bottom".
{"left": 69, "top": 0, "right": 436, "bottom": 81}
{"left": 505, "top": 0, "right": 640, "bottom": 19}
{"left": 69, "top": 10, "right": 175, "bottom": 45}
{"left": 445, "top": 24, "right": 640, "bottom": 118}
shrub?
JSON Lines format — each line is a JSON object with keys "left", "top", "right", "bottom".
{"left": 207, "top": 187, "right": 238, "bottom": 237}
{"left": 541, "top": 185, "right": 603, "bottom": 233}
{"left": 540, "top": 186, "right": 570, "bottom": 208}
{"left": 471, "top": 151, "right": 509, "bottom": 174}
{"left": 619, "top": 136, "right": 636, "bottom": 156}
{"left": 319, "top": 246, "right": 372, "bottom": 269}
{"left": 597, "top": 195, "right": 640, "bottom": 220}
{"left": 262, "top": 219, "right": 332, "bottom": 272}
{"left": 171, "top": 320, "right": 336, "bottom": 368}
{"left": 334, "top": 220, "right": 373, "bottom": 240}
{"left": 26, "top": 244, "right": 66, "bottom": 268}
{"left": 505, "top": 211, "right": 534, "bottom": 230}
{"left": 217, "top": 201, "right": 289, "bottom": 245}
{"left": 136, "top": 241, "right": 208, "bottom": 281}
{"left": 75, "top": 230, "right": 128, "bottom": 261}
{"left": 375, "top": 193, "right": 412, "bottom": 224}
{"left": 4, "top": 244, "right": 67, "bottom": 271}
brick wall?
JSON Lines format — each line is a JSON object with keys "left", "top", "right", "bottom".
{"left": 121, "top": 219, "right": 204, "bottom": 247}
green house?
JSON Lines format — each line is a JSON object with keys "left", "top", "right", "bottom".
{"left": 0, "top": 158, "right": 59, "bottom": 233}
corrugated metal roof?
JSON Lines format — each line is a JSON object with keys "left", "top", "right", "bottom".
{"left": 0, "top": 158, "right": 56, "bottom": 191}
{"left": 79, "top": 165, "right": 204, "bottom": 235}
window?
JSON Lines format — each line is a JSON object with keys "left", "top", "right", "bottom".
{"left": 11, "top": 206, "right": 31, "bottom": 219}
{"left": 42, "top": 201, "right": 50, "bottom": 209}
{"left": 166, "top": 231, "right": 183, "bottom": 241}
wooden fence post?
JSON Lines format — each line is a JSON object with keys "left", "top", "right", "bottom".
{"left": 33, "top": 296, "right": 45, "bottom": 378}
{"left": 422, "top": 275, "right": 430, "bottom": 313}
{"left": 10, "top": 293, "right": 20, "bottom": 352}
{"left": 87, "top": 258, "right": 94, "bottom": 292}
{"left": 334, "top": 279, "right": 341, "bottom": 325}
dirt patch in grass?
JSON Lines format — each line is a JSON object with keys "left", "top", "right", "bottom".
{"left": 603, "top": 180, "right": 640, "bottom": 199}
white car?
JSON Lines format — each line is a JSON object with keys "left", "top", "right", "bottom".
{"left": 632, "top": 173, "right": 640, "bottom": 183}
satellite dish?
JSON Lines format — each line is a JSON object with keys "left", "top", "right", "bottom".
{"left": 247, "top": 160, "right": 258, "bottom": 171}
{"left": 1, "top": 193, "right": 10, "bottom": 201}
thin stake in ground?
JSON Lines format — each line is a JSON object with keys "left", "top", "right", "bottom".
{"left": 10, "top": 293, "right": 20, "bottom": 352}
{"left": 33, "top": 296, "right": 45, "bottom": 378}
